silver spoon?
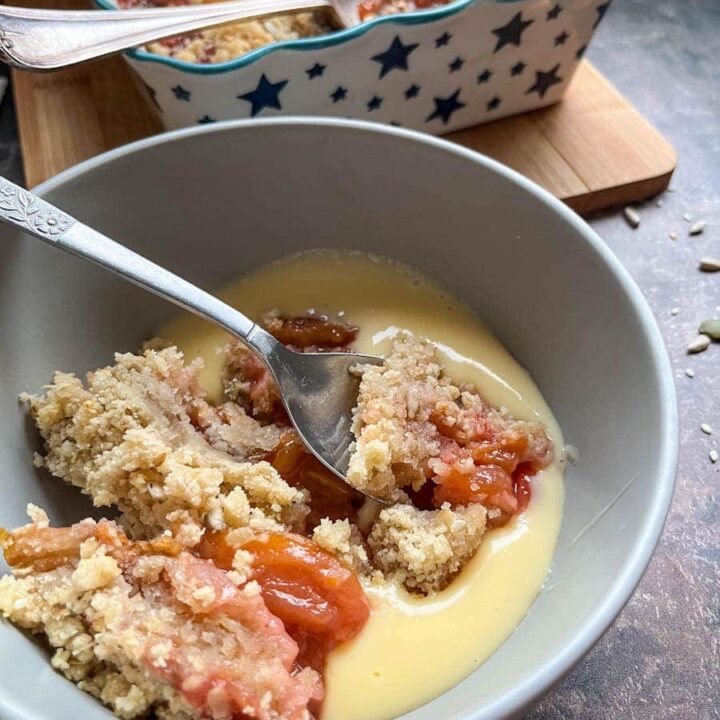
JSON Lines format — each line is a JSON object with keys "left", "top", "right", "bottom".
{"left": 0, "top": 175, "right": 383, "bottom": 491}
{"left": 0, "top": 0, "right": 363, "bottom": 71}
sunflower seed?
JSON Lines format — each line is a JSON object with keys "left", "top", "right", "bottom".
{"left": 699, "top": 257, "right": 720, "bottom": 272}
{"left": 689, "top": 220, "right": 706, "bottom": 236}
{"left": 623, "top": 206, "right": 641, "bottom": 228}
{"left": 685, "top": 368, "right": 695, "bottom": 378}
{"left": 687, "top": 335, "right": 711, "bottom": 354}
{"left": 701, "top": 423, "right": 713, "bottom": 435}
{"left": 710, "top": 450, "right": 719, "bottom": 464}
{"left": 699, "top": 318, "right": 720, "bottom": 339}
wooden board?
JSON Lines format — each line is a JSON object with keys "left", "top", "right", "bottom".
{"left": 11, "top": 5, "right": 675, "bottom": 214}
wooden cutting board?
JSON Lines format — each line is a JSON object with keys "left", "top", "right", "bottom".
{"left": 11, "top": 3, "right": 675, "bottom": 214}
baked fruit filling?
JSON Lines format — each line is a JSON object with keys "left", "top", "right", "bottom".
{"left": 1, "top": 312, "right": 552, "bottom": 720}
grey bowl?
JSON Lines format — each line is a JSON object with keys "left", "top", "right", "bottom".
{"left": 0, "top": 119, "right": 677, "bottom": 720}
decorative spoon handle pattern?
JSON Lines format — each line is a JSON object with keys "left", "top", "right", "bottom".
{"left": 0, "top": 177, "right": 74, "bottom": 240}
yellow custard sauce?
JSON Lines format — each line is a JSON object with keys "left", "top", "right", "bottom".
{"left": 159, "top": 251, "right": 565, "bottom": 720}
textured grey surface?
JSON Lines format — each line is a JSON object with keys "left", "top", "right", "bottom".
{"left": 0, "top": 0, "right": 718, "bottom": 717}
{"left": 529, "top": 1, "right": 720, "bottom": 719}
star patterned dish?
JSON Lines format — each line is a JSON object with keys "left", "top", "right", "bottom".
{"left": 94, "top": 0, "right": 612, "bottom": 133}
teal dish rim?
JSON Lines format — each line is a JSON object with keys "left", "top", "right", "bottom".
{"left": 93, "top": 0, "right": 525, "bottom": 75}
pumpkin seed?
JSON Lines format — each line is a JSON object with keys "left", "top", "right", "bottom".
{"left": 683, "top": 212, "right": 692, "bottom": 222}
{"left": 701, "top": 423, "right": 713, "bottom": 435}
{"left": 670, "top": 307, "right": 679, "bottom": 316}
{"left": 699, "top": 318, "right": 720, "bottom": 340}
{"left": 685, "top": 368, "right": 695, "bottom": 378}
{"left": 689, "top": 220, "right": 706, "bottom": 235}
{"left": 699, "top": 257, "right": 720, "bottom": 272}
{"left": 623, "top": 206, "right": 641, "bottom": 228}
{"left": 710, "top": 450, "right": 718, "bottom": 464}
{"left": 687, "top": 335, "right": 711, "bottom": 354}
{"left": 669, "top": 231, "right": 678, "bottom": 240}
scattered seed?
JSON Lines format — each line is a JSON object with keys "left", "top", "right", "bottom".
{"left": 623, "top": 206, "right": 641, "bottom": 228}
{"left": 710, "top": 449, "right": 718, "bottom": 464}
{"left": 689, "top": 220, "right": 706, "bottom": 236}
{"left": 687, "top": 335, "right": 711, "bottom": 354}
{"left": 669, "top": 231, "right": 678, "bottom": 240}
{"left": 683, "top": 212, "right": 692, "bottom": 222}
{"left": 685, "top": 368, "right": 695, "bottom": 378}
{"left": 670, "top": 307, "right": 679, "bottom": 316}
{"left": 701, "top": 423, "right": 713, "bottom": 435}
{"left": 699, "top": 318, "right": 720, "bottom": 340}
{"left": 656, "top": 199, "right": 664, "bottom": 208}
{"left": 667, "top": 186, "right": 676, "bottom": 193}
{"left": 699, "top": 257, "right": 720, "bottom": 272}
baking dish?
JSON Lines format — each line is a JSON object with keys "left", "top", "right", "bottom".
{"left": 94, "top": 0, "right": 611, "bottom": 132}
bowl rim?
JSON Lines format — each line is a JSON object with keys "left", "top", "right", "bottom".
{"left": 92, "top": 0, "right": 516, "bottom": 75}
{"left": 4, "top": 117, "right": 678, "bottom": 720}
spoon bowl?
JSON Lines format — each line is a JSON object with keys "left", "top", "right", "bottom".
{"left": 251, "top": 326, "right": 383, "bottom": 479}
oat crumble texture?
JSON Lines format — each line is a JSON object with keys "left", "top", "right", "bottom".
{"left": 348, "top": 334, "right": 552, "bottom": 502}
{"left": 145, "top": 11, "right": 331, "bottom": 63}
{"left": 24, "top": 348, "right": 308, "bottom": 540}
{"left": 0, "top": 517, "right": 321, "bottom": 720}
{"left": 368, "top": 504, "right": 487, "bottom": 593}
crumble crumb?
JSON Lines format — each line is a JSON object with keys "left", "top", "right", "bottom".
{"left": 368, "top": 504, "right": 487, "bottom": 593}
{"left": 312, "top": 518, "right": 372, "bottom": 576}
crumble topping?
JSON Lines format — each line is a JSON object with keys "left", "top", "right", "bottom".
{"left": 348, "top": 333, "right": 553, "bottom": 514}
{"left": 0, "top": 516, "right": 321, "bottom": 720}
{"left": 23, "top": 347, "right": 307, "bottom": 541}
{"left": 367, "top": 504, "right": 487, "bottom": 594}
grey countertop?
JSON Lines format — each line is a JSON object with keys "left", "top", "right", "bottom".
{"left": 0, "top": 0, "right": 718, "bottom": 717}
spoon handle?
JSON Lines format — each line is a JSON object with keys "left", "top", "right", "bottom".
{"left": 0, "top": 175, "right": 260, "bottom": 341}
{"left": 0, "top": 0, "right": 331, "bottom": 70}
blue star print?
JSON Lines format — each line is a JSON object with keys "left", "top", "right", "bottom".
{"left": 594, "top": 1, "right": 611, "bottom": 28}
{"left": 367, "top": 95, "right": 383, "bottom": 111}
{"left": 331, "top": 86, "right": 347, "bottom": 103}
{"left": 306, "top": 63, "right": 326, "bottom": 79}
{"left": 435, "top": 32, "right": 451, "bottom": 48}
{"left": 492, "top": 12, "right": 534, "bottom": 53}
{"left": 477, "top": 69, "right": 492, "bottom": 84}
{"left": 449, "top": 57, "right": 464, "bottom": 73}
{"left": 555, "top": 31, "right": 569, "bottom": 46}
{"left": 426, "top": 89, "right": 465, "bottom": 125}
{"left": 371, "top": 36, "right": 419, "bottom": 79}
{"left": 526, "top": 64, "right": 563, "bottom": 98}
{"left": 198, "top": 115, "right": 216, "bottom": 124}
{"left": 511, "top": 61, "right": 526, "bottom": 76}
{"left": 171, "top": 85, "right": 191, "bottom": 101}
{"left": 405, "top": 84, "right": 420, "bottom": 99}
{"left": 546, "top": 3, "right": 562, "bottom": 20}
{"left": 238, "top": 74, "right": 289, "bottom": 117}
{"left": 487, "top": 96, "right": 501, "bottom": 111}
